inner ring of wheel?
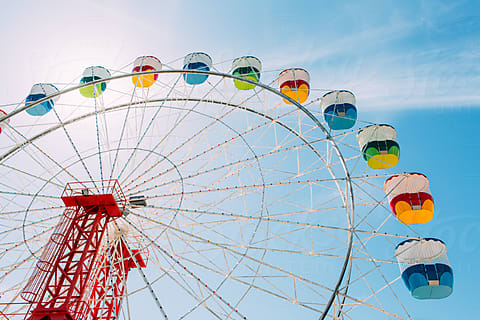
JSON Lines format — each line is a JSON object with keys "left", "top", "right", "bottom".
{"left": 20, "top": 104, "right": 270, "bottom": 304}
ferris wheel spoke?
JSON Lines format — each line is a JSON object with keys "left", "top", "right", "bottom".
{"left": 0, "top": 242, "right": 43, "bottom": 285}
{"left": 154, "top": 77, "right": 197, "bottom": 98}
{"left": 106, "top": 84, "right": 147, "bottom": 183}
{"left": 346, "top": 232, "right": 412, "bottom": 320}
{"left": 0, "top": 163, "right": 63, "bottom": 190}
{"left": 334, "top": 284, "right": 410, "bottom": 320}
{"left": 50, "top": 104, "right": 99, "bottom": 189}
{"left": 136, "top": 205, "right": 410, "bottom": 245}
{"left": 248, "top": 225, "right": 349, "bottom": 253}
{"left": 138, "top": 177, "right": 346, "bottom": 202}
{"left": 0, "top": 197, "right": 60, "bottom": 233}
{"left": 354, "top": 174, "right": 389, "bottom": 192}
{"left": 134, "top": 208, "right": 359, "bottom": 268}
{"left": 110, "top": 221, "right": 169, "bottom": 320}
{"left": 335, "top": 144, "right": 367, "bottom": 180}
{"left": 2, "top": 125, "right": 84, "bottom": 186}
{"left": 161, "top": 213, "right": 248, "bottom": 255}
{"left": 154, "top": 222, "right": 267, "bottom": 319}
{"left": 327, "top": 128, "right": 361, "bottom": 140}
{"left": 115, "top": 73, "right": 199, "bottom": 182}
{"left": 3, "top": 144, "right": 66, "bottom": 190}
{"left": 157, "top": 230, "right": 247, "bottom": 306}
{"left": 351, "top": 179, "right": 395, "bottom": 228}
{"left": 173, "top": 252, "right": 329, "bottom": 315}
{"left": 137, "top": 193, "right": 347, "bottom": 250}
{"left": 205, "top": 76, "right": 241, "bottom": 105}
{"left": 109, "top": 91, "right": 196, "bottom": 184}
{"left": 154, "top": 261, "right": 228, "bottom": 320}
{"left": 126, "top": 211, "right": 339, "bottom": 295}
{"left": 348, "top": 232, "right": 395, "bottom": 267}
{"left": 348, "top": 259, "right": 390, "bottom": 314}
{"left": 351, "top": 179, "right": 423, "bottom": 240}
{"left": 216, "top": 243, "right": 359, "bottom": 261}
{"left": 124, "top": 147, "right": 255, "bottom": 198}
{"left": 153, "top": 210, "right": 257, "bottom": 260}
{"left": 118, "top": 78, "right": 232, "bottom": 187}
{"left": 125, "top": 138, "right": 333, "bottom": 198}
{"left": 121, "top": 108, "right": 263, "bottom": 192}
{"left": 0, "top": 284, "right": 33, "bottom": 317}
{"left": 0, "top": 212, "right": 61, "bottom": 246}
{"left": 341, "top": 275, "right": 407, "bottom": 319}
{"left": 93, "top": 97, "right": 107, "bottom": 189}
{"left": 121, "top": 101, "right": 307, "bottom": 193}
{"left": 137, "top": 205, "right": 351, "bottom": 234}
{"left": 345, "top": 252, "right": 399, "bottom": 290}
{"left": 162, "top": 229, "right": 234, "bottom": 277}
{"left": 121, "top": 217, "right": 250, "bottom": 320}
{"left": 350, "top": 173, "right": 398, "bottom": 181}
{"left": 0, "top": 190, "right": 60, "bottom": 200}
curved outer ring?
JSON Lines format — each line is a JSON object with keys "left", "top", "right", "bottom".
{"left": 0, "top": 69, "right": 355, "bottom": 319}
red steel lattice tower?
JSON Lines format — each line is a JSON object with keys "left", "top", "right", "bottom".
{"left": 80, "top": 237, "right": 146, "bottom": 320}
{"left": 21, "top": 180, "right": 145, "bottom": 320}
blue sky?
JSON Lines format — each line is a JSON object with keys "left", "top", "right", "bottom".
{"left": 0, "top": 0, "right": 478, "bottom": 318}
{"left": 2, "top": 0, "right": 479, "bottom": 110}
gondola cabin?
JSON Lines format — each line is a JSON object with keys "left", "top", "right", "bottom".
{"left": 384, "top": 173, "right": 434, "bottom": 225}
{"left": 395, "top": 238, "right": 453, "bottom": 300}
{"left": 231, "top": 56, "right": 261, "bottom": 90}
{"left": 321, "top": 90, "right": 357, "bottom": 130}
{"left": 183, "top": 52, "right": 212, "bottom": 85}
{"left": 132, "top": 56, "right": 162, "bottom": 88}
{"left": 25, "top": 83, "right": 59, "bottom": 116}
{"left": 278, "top": 68, "right": 310, "bottom": 104}
{"left": 357, "top": 124, "right": 399, "bottom": 169}
{"left": 79, "top": 66, "right": 111, "bottom": 98}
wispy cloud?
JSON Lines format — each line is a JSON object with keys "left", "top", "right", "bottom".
{"left": 255, "top": 1, "right": 480, "bottom": 110}
{"left": 0, "top": 1, "right": 478, "bottom": 111}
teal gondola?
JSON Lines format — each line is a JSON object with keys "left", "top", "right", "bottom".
{"left": 395, "top": 238, "right": 453, "bottom": 299}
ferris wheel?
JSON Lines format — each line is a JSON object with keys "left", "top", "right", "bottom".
{"left": 0, "top": 53, "right": 453, "bottom": 320}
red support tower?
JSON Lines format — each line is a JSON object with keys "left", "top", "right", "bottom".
{"left": 80, "top": 237, "right": 146, "bottom": 320}
{"left": 21, "top": 180, "right": 145, "bottom": 320}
